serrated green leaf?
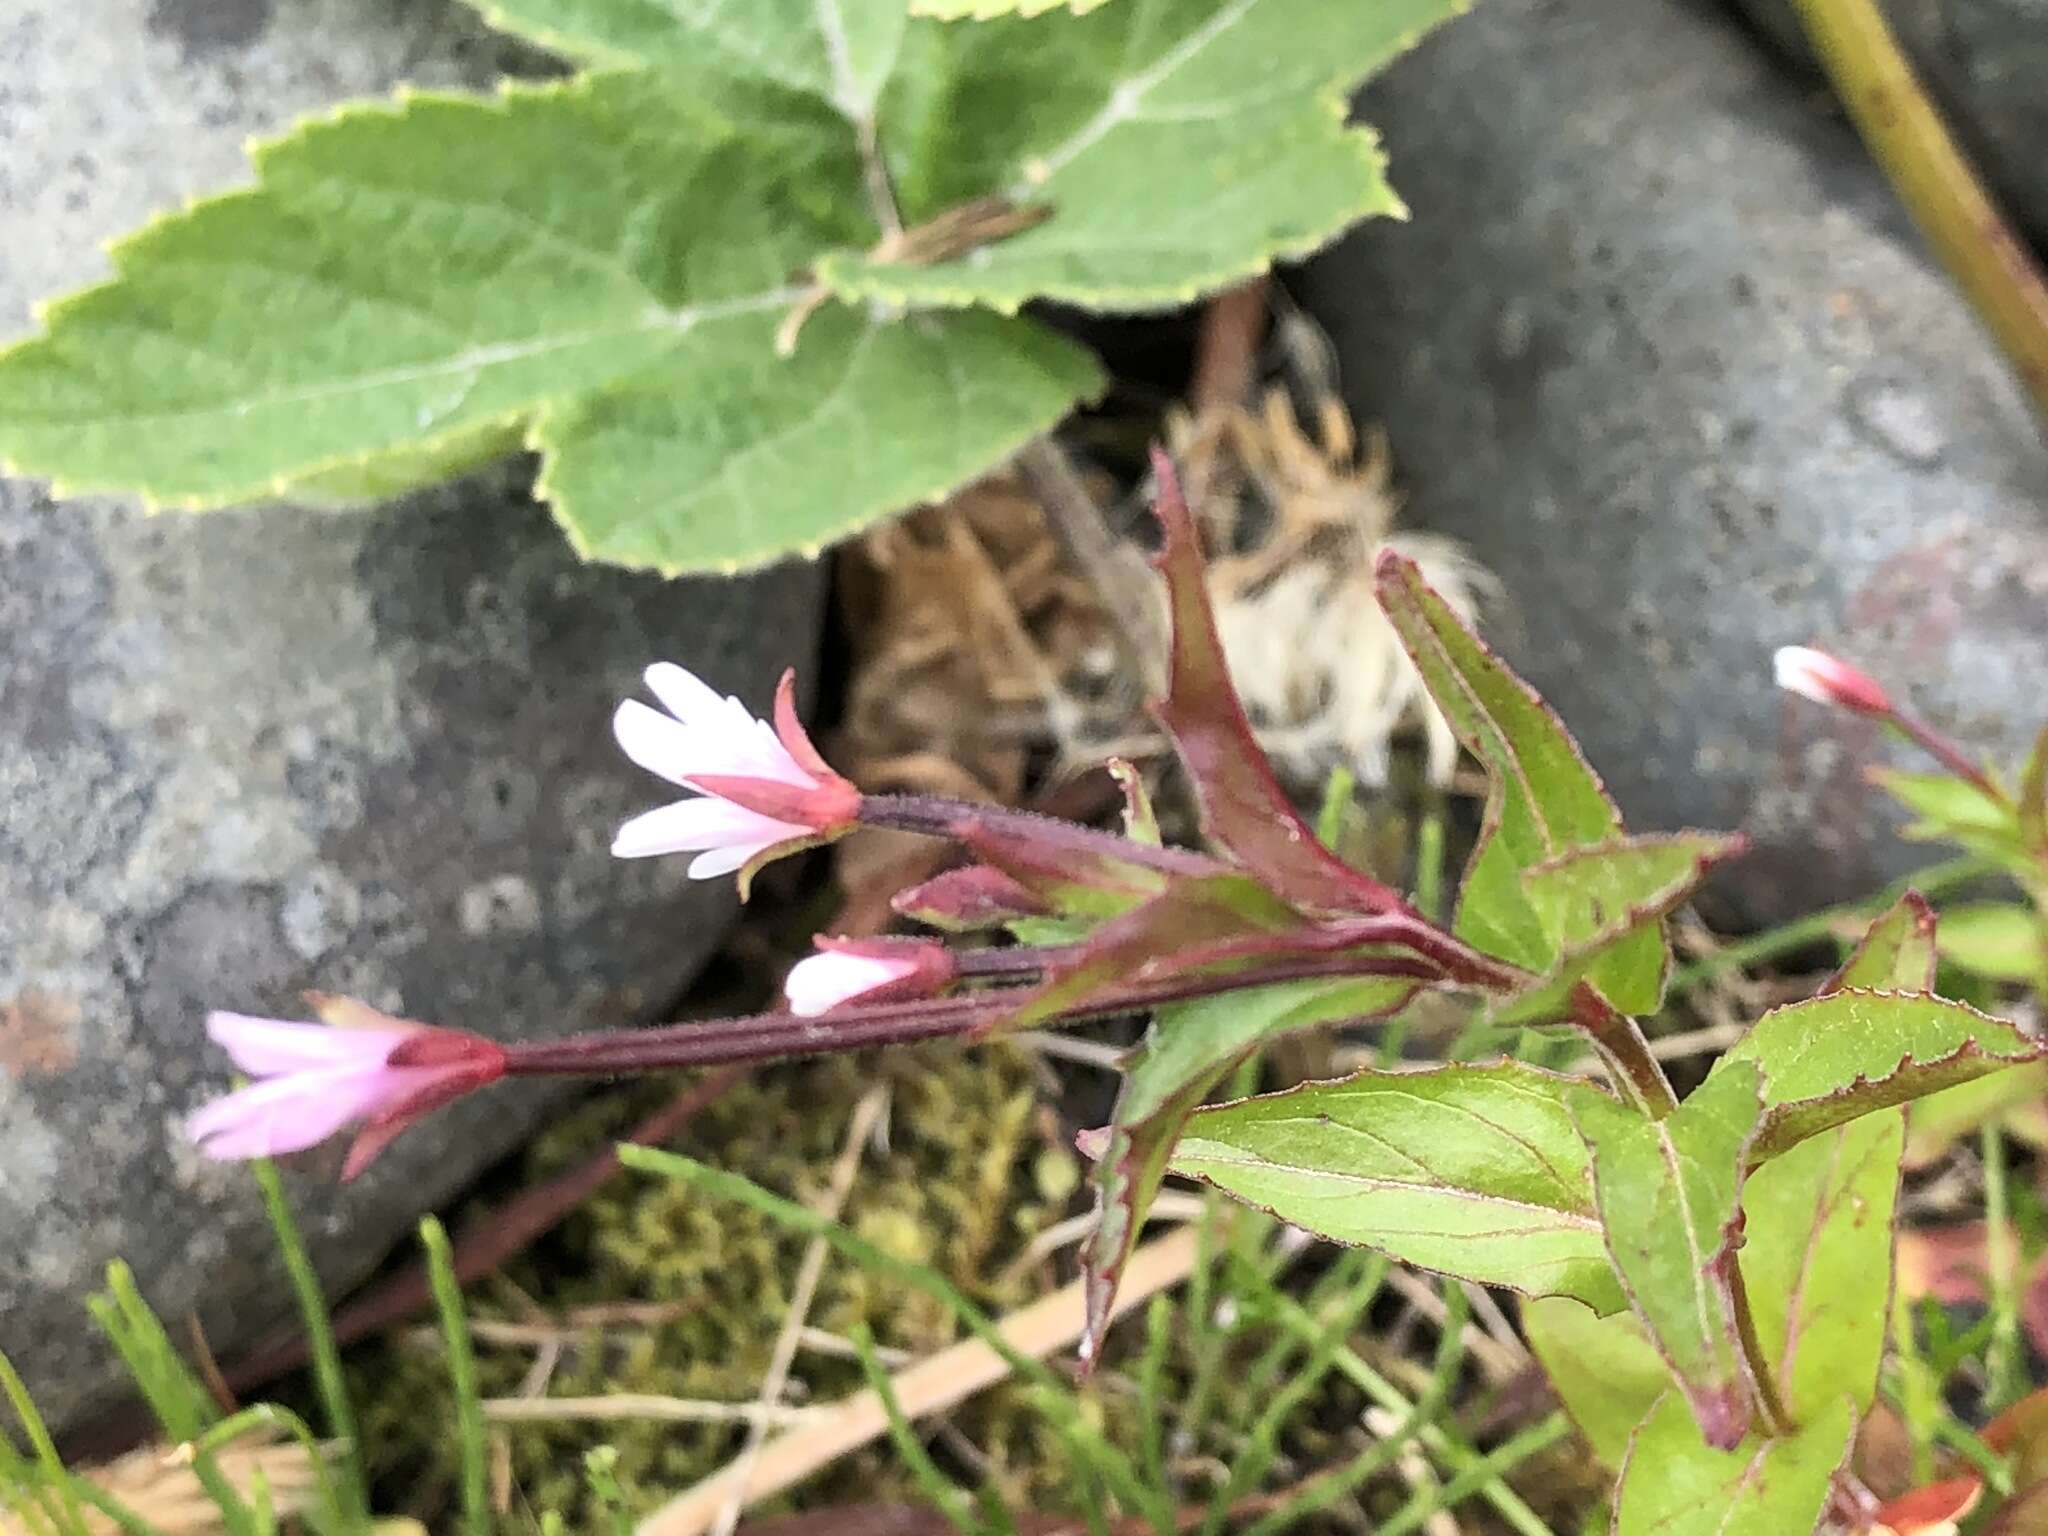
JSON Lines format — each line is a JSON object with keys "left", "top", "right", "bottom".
{"left": 1502, "top": 832, "right": 1745, "bottom": 1021}
{"left": 1936, "top": 902, "right": 2043, "bottom": 982}
{"left": 1612, "top": 1393, "right": 1853, "bottom": 1536}
{"left": 536, "top": 303, "right": 1102, "bottom": 570}
{"left": 1830, "top": 892, "right": 1938, "bottom": 993}
{"left": 820, "top": 0, "right": 1470, "bottom": 311}
{"left": 1716, "top": 991, "right": 2042, "bottom": 1163}
{"left": 1523, "top": 1298, "right": 1668, "bottom": 1469}
{"left": 912, "top": 0, "right": 1117, "bottom": 16}
{"left": 473, "top": 0, "right": 909, "bottom": 115}
{"left": 1169, "top": 1060, "right": 1626, "bottom": 1312}
{"left": 1573, "top": 1063, "right": 1764, "bottom": 1450}
{"left": 1739, "top": 1111, "right": 1901, "bottom": 1424}
{"left": 1375, "top": 555, "right": 1623, "bottom": 971}
{"left": 1077, "top": 976, "right": 1415, "bottom": 1357}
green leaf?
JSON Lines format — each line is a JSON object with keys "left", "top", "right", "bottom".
{"left": 1829, "top": 891, "right": 1938, "bottom": 993}
{"left": 819, "top": 0, "right": 1471, "bottom": 312}
{"left": 1169, "top": 1060, "right": 1626, "bottom": 1312}
{"left": 1936, "top": 902, "right": 2043, "bottom": 982}
{"left": 1738, "top": 1111, "right": 1902, "bottom": 1423}
{"left": 1077, "top": 976, "right": 1416, "bottom": 1358}
{"left": 1716, "top": 991, "right": 2042, "bottom": 1163}
{"left": 535, "top": 303, "right": 1101, "bottom": 570}
{"left": 1503, "top": 832, "right": 1745, "bottom": 1020}
{"left": 1612, "top": 1393, "right": 1854, "bottom": 1536}
{"left": 4, "top": 0, "right": 1458, "bottom": 573}
{"left": 1375, "top": 554, "right": 1623, "bottom": 970}
{"left": 472, "top": 0, "right": 910, "bottom": 114}
{"left": 913, "top": 0, "right": 1118, "bottom": 16}
{"left": 1523, "top": 1298, "right": 1669, "bottom": 1469}
{"left": 1872, "top": 770, "right": 2028, "bottom": 870}
{"left": 1573, "top": 1063, "right": 1765, "bottom": 1450}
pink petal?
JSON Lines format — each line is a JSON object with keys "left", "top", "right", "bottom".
{"left": 187, "top": 1067, "right": 400, "bottom": 1159}
{"left": 205, "top": 1012, "right": 410, "bottom": 1075}
{"left": 611, "top": 797, "right": 805, "bottom": 860}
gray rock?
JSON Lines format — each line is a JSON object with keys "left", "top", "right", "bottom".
{"left": 1298, "top": 0, "right": 2048, "bottom": 925}
{"left": 0, "top": 0, "right": 822, "bottom": 1430}
{"left": 1728, "top": 0, "right": 2048, "bottom": 257}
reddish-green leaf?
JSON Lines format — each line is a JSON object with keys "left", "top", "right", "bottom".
{"left": 1150, "top": 450, "right": 1409, "bottom": 917}
{"left": 1375, "top": 552, "right": 1622, "bottom": 971}
{"left": 1738, "top": 1112, "right": 1902, "bottom": 1422}
{"left": 1498, "top": 832, "right": 1746, "bottom": 1021}
{"left": 1716, "top": 992, "right": 2041, "bottom": 1163}
{"left": 1829, "top": 891, "right": 1939, "bottom": 994}
{"left": 1169, "top": 1061, "right": 1625, "bottom": 1311}
{"left": 1075, "top": 976, "right": 1415, "bottom": 1360}
{"left": 1573, "top": 1062, "right": 1765, "bottom": 1450}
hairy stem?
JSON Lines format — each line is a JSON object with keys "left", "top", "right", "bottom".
{"left": 1567, "top": 985, "right": 1679, "bottom": 1119}
{"left": 1784, "top": 0, "right": 2048, "bottom": 420}
{"left": 504, "top": 952, "right": 1441, "bottom": 1078}
{"left": 858, "top": 791, "right": 1223, "bottom": 879}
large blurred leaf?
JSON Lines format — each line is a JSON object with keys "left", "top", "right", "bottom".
{"left": 1715, "top": 992, "right": 2040, "bottom": 1162}
{"left": 1936, "top": 902, "right": 2043, "bottom": 982}
{"left": 1612, "top": 1393, "right": 1854, "bottom": 1536}
{"left": 1075, "top": 976, "right": 1416, "bottom": 1359}
{"left": 0, "top": 0, "right": 1467, "bottom": 572}
{"left": 1523, "top": 1298, "right": 1668, "bottom": 1468}
{"left": 1573, "top": 1063, "right": 1765, "bottom": 1450}
{"left": 1169, "top": 1061, "right": 1626, "bottom": 1311}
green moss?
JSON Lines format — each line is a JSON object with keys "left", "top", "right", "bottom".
{"left": 348, "top": 1043, "right": 1111, "bottom": 1530}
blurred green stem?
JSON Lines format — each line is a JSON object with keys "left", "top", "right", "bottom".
{"left": 1784, "top": 0, "right": 2048, "bottom": 422}
{"left": 1667, "top": 855, "right": 1995, "bottom": 996}
{"left": 1981, "top": 1124, "right": 2026, "bottom": 1411}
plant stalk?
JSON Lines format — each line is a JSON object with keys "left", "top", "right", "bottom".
{"left": 1784, "top": 0, "right": 2048, "bottom": 421}
{"left": 1567, "top": 985, "right": 1679, "bottom": 1119}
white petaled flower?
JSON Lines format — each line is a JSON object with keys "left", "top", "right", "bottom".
{"left": 1772, "top": 645, "right": 1893, "bottom": 716}
{"left": 784, "top": 939, "right": 954, "bottom": 1017}
{"left": 611, "top": 663, "right": 858, "bottom": 882}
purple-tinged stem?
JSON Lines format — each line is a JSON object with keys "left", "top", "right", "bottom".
{"left": 503, "top": 952, "right": 1443, "bottom": 1078}
{"left": 1888, "top": 709, "right": 2011, "bottom": 809}
{"left": 1567, "top": 984, "right": 1679, "bottom": 1120}
{"left": 857, "top": 792, "right": 1224, "bottom": 879}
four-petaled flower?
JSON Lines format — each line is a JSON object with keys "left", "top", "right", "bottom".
{"left": 611, "top": 663, "right": 859, "bottom": 887}
{"left": 187, "top": 997, "right": 507, "bottom": 1179}
{"left": 785, "top": 937, "right": 956, "bottom": 1017}
{"left": 1772, "top": 645, "right": 1893, "bottom": 717}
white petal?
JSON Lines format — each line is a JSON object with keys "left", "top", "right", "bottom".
{"left": 613, "top": 700, "right": 706, "bottom": 786}
{"left": 785, "top": 952, "right": 908, "bottom": 1016}
{"left": 686, "top": 842, "right": 768, "bottom": 880}
{"left": 643, "top": 662, "right": 729, "bottom": 728}
{"left": 610, "top": 797, "right": 804, "bottom": 859}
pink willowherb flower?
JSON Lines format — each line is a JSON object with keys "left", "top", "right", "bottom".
{"left": 784, "top": 938, "right": 955, "bottom": 1017}
{"left": 1772, "top": 646, "right": 1893, "bottom": 717}
{"left": 611, "top": 663, "right": 859, "bottom": 884}
{"left": 187, "top": 997, "right": 507, "bottom": 1180}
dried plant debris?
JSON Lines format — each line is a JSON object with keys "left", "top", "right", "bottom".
{"left": 833, "top": 308, "right": 1494, "bottom": 872}
{"left": 1172, "top": 384, "right": 1494, "bottom": 786}
{"left": 1, "top": 1429, "right": 330, "bottom": 1536}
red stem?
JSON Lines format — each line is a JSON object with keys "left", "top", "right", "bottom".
{"left": 503, "top": 952, "right": 1443, "bottom": 1077}
{"left": 858, "top": 792, "right": 1224, "bottom": 879}
{"left": 1889, "top": 708, "right": 2011, "bottom": 808}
